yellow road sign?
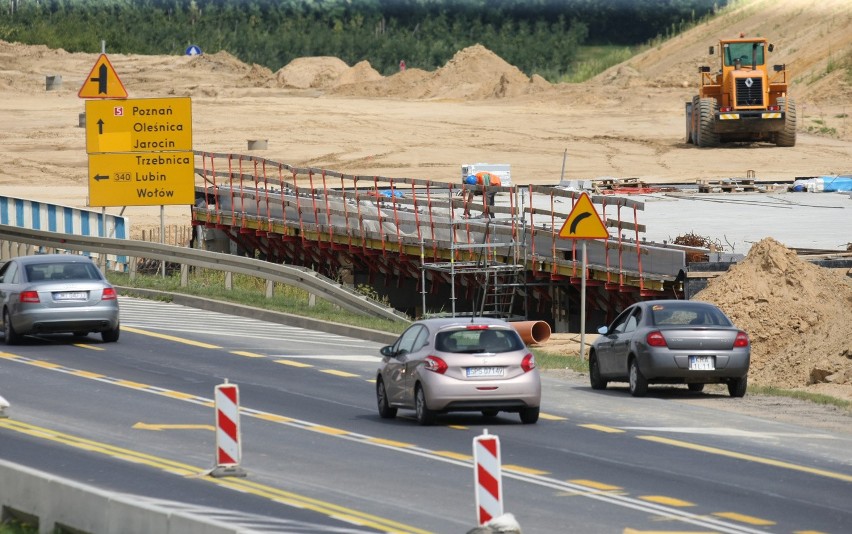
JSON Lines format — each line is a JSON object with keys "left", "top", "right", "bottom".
{"left": 558, "top": 192, "right": 609, "bottom": 239}
{"left": 88, "top": 151, "right": 195, "bottom": 207}
{"left": 78, "top": 54, "right": 128, "bottom": 99}
{"left": 85, "top": 97, "right": 192, "bottom": 153}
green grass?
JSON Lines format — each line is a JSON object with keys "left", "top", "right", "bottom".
{"left": 0, "top": 520, "right": 36, "bottom": 534}
{"left": 749, "top": 385, "right": 852, "bottom": 411}
{"left": 107, "top": 270, "right": 408, "bottom": 336}
{"left": 559, "top": 45, "right": 635, "bottom": 83}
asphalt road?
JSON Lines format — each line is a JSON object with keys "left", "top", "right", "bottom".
{"left": 1, "top": 297, "right": 850, "bottom": 533}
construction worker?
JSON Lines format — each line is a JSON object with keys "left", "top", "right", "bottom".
{"left": 463, "top": 172, "right": 501, "bottom": 217}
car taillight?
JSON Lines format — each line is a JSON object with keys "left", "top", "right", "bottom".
{"left": 646, "top": 331, "right": 668, "bottom": 347}
{"left": 424, "top": 355, "right": 448, "bottom": 374}
{"left": 734, "top": 331, "right": 750, "bottom": 348}
{"left": 521, "top": 353, "right": 536, "bottom": 372}
{"left": 20, "top": 291, "right": 40, "bottom": 303}
{"left": 465, "top": 324, "right": 488, "bottom": 330}
{"left": 102, "top": 287, "right": 117, "bottom": 300}
{"left": 719, "top": 106, "right": 733, "bottom": 112}
{"left": 767, "top": 104, "right": 780, "bottom": 111}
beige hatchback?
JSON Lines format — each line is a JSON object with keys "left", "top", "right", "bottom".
{"left": 376, "top": 317, "right": 541, "bottom": 425}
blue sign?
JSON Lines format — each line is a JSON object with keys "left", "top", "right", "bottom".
{"left": 185, "top": 45, "right": 203, "bottom": 56}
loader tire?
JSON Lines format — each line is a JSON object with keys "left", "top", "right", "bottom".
{"left": 775, "top": 97, "right": 797, "bottom": 147}
{"left": 697, "top": 98, "right": 720, "bottom": 147}
{"left": 686, "top": 96, "right": 699, "bottom": 144}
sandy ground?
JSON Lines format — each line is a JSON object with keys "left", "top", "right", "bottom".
{"left": 1, "top": 0, "right": 851, "bottom": 412}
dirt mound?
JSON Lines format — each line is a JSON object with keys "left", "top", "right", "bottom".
{"left": 330, "top": 44, "right": 552, "bottom": 100}
{"left": 694, "top": 238, "right": 852, "bottom": 394}
{"left": 275, "top": 56, "right": 350, "bottom": 89}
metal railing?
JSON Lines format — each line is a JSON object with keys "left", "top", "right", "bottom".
{"left": 0, "top": 224, "right": 408, "bottom": 323}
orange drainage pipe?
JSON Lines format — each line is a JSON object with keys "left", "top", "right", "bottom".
{"left": 510, "top": 320, "right": 551, "bottom": 345}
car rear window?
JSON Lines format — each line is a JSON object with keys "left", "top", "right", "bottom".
{"left": 436, "top": 328, "right": 525, "bottom": 353}
{"left": 27, "top": 263, "right": 100, "bottom": 282}
{"left": 650, "top": 303, "right": 732, "bottom": 326}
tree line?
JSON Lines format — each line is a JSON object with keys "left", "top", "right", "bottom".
{"left": 1, "top": 0, "right": 726, "bottom": 81}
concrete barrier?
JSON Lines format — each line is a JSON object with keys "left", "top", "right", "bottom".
{"left": 0, "top": 460, "right": 241, "bottom": 534}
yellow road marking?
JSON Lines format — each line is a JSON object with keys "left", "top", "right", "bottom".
{"left": 114, "top": 379, "right": 149, "bottom": 389}
{"left": 504, "top": 465, "right": 549, "bottom": 475}
{"left": 570, "top": 479, "right": 622, "bottom": 491}
{"left": 133, "top": 422, "right": 215, "bottom": 432}
{"left": 320, "top": 369, "right": 360, "bottom": 378}
{"left": 639, "top": 495, "right": 694, "bottom": 507}
{"left": 639, "top": 435, "right": 852, "bottom": 482}
{"left": 0, "top": 419, "right": 429, "bottom": 534}
{"left": 254, "top": 413, "right": 295, "bottom": 424}
{"left": 434, "top": 451, "right": 472, "bottom": 461}
{"left": 367, "top": 437, "right": 414, "bottom": 448}
{"left": 122, "top": 326, "right": 221, "bottom": 349}
{"left": 310, "top": 425, "right": 350, "bottom": 436}
{"left": 71, "top": 370, "right": 105, "bottom": 379}
{"left": 623, "top": 530, "right": 717, "bottom": 533}
{"left": 713, "top": 511, "right": 775, "bottom": 525}
{"left": 275, "top": 359, "right": 313, "bottom": 368}
{"left": 539, "top": 413, "right": 567, "bottom": 421}
{"left": 74, "top": 344, "right": 105, "bottom": 351}
{"left": 448, "top": 425, "right": 469, "bottom": 430}
{"left": 161, "top": 391, "right": 196, "bottom": 400}
{"left": 30, "top": 360, "right": 61, "bottom": 369}
{"left": 230, "top": 350, "right": 265, "bottom": 358}
{"left": 580, "top": 423, "right": 625, "bottom": 433}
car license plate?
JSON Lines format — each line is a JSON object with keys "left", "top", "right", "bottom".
{"left": 466, "top": 366, "right": 504, "bottom": 378}
{"left": 689, "top": 355, "right": 715, "bottom": 371}
{"left": 53, "top": 292, "right": 87, "bottom": 301}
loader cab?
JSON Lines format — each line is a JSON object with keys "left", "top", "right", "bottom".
{"left": 711, "top": 40, "right": 772, "bottom": 70}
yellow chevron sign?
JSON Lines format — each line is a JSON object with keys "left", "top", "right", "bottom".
{"left": 558, "top": 192, "right": 609, "bottom": 240}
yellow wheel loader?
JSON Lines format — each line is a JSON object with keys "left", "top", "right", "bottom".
{"left": 685, "top": 36, "right": 795, "bottom": 147}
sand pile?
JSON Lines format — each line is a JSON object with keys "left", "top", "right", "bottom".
{"left": 695, "top": 238, "right": 852, "bottom": 390}
{"left": 330, "top": 44, "right": 553, "bottom": 100}
{"left": 275, "top": 56, "right": 350, "bottom": 89}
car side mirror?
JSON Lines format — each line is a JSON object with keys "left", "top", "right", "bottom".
{"left": 380, "top": 346, "right": 395, "bottom": 358}
{"left": 768, "top": 43, "right": 774, "bottom": 52}
{"left": 597, "top": 326, "right": 609, "bottom": 335}
{"left": 773, "top": 64, "right": 784, "bottom": 72}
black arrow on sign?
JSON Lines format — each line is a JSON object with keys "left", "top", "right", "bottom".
{"left": 93, "top": 174, "right": 109, "bottom": 182}
{"left": 91, "top": 63, "right": 108, "bottom": 94}
{"left": 569, "top": 212, "right": 591, "bottom": 234}
{"left": 97, "top": 119, "right": 104, "bottom": 134}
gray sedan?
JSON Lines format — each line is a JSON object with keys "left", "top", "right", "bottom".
{"left": 376, "top": 317, "right": 541, "bottom": 425}
{"left": 589, "top": 300, "right": 749, "bottom": 397}
{"left": 0, "top": 254, "right": 120, "bottom": 344}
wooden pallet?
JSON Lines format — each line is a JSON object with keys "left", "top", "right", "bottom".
{"left": 696, "top": 179, "right": 757, "bottom": 193}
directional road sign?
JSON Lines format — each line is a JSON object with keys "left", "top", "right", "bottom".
{"left": 85, "top": 97, "right": 192, "bottom": 154}
{"left": 558, "top": 192, "right": 609, "bottom": 239}
{"left": 78, "top": 54, "right": 128, "bottom": 99}
{"left": 88, "top": 151, "right": 195, "bottom": 207}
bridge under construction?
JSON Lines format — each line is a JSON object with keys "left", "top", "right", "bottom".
{"left": 191, "top": 151, "right": 693, "bottom": 331}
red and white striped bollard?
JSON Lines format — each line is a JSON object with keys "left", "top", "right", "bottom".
{"left": 473, "top": 429, "right": 503, "bottom": 525}
{"left": 211, "top": 380, "right": 246, "bottom": 477}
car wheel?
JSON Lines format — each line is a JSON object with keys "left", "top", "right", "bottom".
{"left": 415, "top": 384, "right": 435, "bottom": 426}
{"left": 728, "top": 376, "right": 747, "bottom": 398}
{"left": 3, "top": 310, "right": 22, "bottom": 345}
{"left": 519, "top": 406, "right": 539, "bottom": 424}
{"left": 101, "top": 324, "right": 120, "bottom": 343}
{"left": 589, "top": 353, "right": 608, "bottom": 390}
{"left": 376, "top": 378, "right": 397, "bottom": 419}
{"left": 687, "top": 383, "right": 705, "bottom": 393}
{"left": 628, "top": 358, "right": 648, "bottom": 397}
{"left": 482, "top": 410, "right": 498, "bottom": 418}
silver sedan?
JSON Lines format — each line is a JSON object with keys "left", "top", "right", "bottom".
{"left": 589, "top": 300, "right": 750, "bottom": 397}
{"left": 0, "top": 254, "right": 120, "bottom": 344}
{"left": 376, "top": 317, "right": 541, "bottom": 425}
